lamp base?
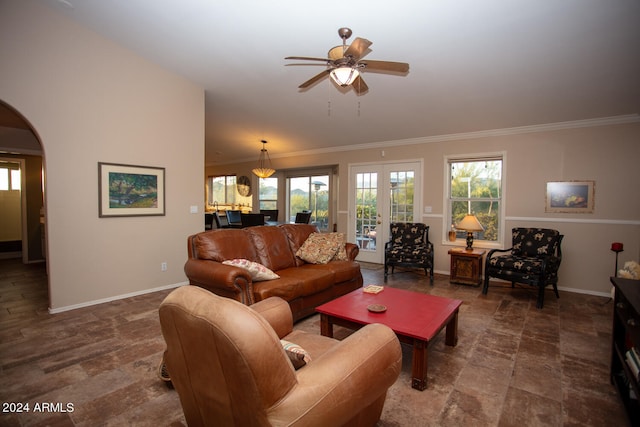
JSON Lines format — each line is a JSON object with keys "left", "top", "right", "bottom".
{"left": 466, "top": 232, "right": 474, "bottom": 251}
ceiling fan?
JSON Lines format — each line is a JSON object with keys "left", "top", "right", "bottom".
{"left": 285, "top": 27, "right": 409, "bottom": 95}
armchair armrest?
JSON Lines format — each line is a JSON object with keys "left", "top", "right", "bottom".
{"left": 183, "top": 259, "right": 254, "bottom": 305}
{"left": 268, "top": 323, "right": 402, "bottom": 426}
{"left": 251, "top": 297, "right": 293, "bottom": 338}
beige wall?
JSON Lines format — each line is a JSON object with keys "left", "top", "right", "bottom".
{"left": 0, "top": 1, "right": 205, "bottom": 311}
{"left": 209, "top": 121, "right": 640, "bottom": 296}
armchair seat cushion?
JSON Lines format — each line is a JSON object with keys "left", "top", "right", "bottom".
{"left": 387, "top": 244, "right": 432, "bottom": 263}
{"left": 487, "top": 255, "right": 560, "bottom": 282}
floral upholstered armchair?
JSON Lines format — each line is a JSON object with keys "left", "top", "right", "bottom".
{"left": 384, "top": 222, "right": 434, "bottom": 284}
{"left": 483, "top": 228, "right": 563, "bottom": 308}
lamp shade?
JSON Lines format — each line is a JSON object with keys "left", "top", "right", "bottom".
{"left": 330, "top": 66, "right": 359, "bottom": 86}
{"left": 456, "top": 214, "right": 484, "bottom": 232}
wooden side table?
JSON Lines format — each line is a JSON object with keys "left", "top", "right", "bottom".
{"left": 448, "top": 248, "right": 485, "bottom": 286}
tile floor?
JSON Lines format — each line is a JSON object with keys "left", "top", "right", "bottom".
{"left": 0, "top": 258, "right": 629, "bottom": 426}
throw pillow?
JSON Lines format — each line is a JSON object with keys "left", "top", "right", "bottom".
{"left": 280, "top": 340, "right": 312, "bottom": 370}
{"left": 222, "top": 259, "right": 280, "bottom": 281}
{"left": 328, "top": 232, "right": 348, "bottom": 261}
{"left": 296, "top": 232, "right": 341, "bottom": 264}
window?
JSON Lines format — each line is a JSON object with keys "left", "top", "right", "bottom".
{"left": 286, "top": 173, "right": 329, "bottom": 231}
{"left": 207, "top": 175, "right": 236, "bottom": 206}
{"left": 0, "top": 166, "right": 21, "bottom": 191}
{"left": 258, "top": 177, "right": 278, "bottom": 210}
{"left": 446, "top": 155, "right": 504, "bottom": 244}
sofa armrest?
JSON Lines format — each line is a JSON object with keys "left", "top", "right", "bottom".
{"left": 251, "top": 297, "right": 293, "bottom": 338}
{"left": 183, "top": 259, "right": 254, "bottom": 305}
{"left": 345, "top": 242, "right": 359, "bottom": 261}
{"left": 267, "top": 323, "right": 401, "bottom": 425}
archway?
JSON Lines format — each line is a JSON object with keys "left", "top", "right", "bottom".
{"left": 0, "top": 100, "right": 47, "bottom": 269}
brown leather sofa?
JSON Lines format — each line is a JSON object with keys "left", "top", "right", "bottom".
{"left": 184, "top": 224, "right": 363, "bottom": 321}
{"left": 159, "top": 286, "right": 402, "bottom": 426}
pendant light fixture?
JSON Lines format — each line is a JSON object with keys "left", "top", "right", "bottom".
{"left": 252, "top": 140, "right": 275, "bottom": 178}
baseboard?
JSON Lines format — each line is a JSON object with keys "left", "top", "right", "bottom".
{"left": 48, "top": 281, "right": 188, "bottom": 314}
{"left": 436, "top": 270, "right": 611, "bottom": 298}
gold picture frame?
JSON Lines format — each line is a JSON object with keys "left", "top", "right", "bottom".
{"left": 545, "top": 181, "right": 594, "bottom": 213}
{"left": 99, "top": 162, "right": 165, "bottom": 217}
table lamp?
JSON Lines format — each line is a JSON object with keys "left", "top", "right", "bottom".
{"left": 456, "top": 214, "right": 484, "bottom": 251}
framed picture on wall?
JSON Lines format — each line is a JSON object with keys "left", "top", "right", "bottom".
{"left": 98, "top": 162, "right": 165, "bottom": 217}
{"left": 545, "top": 181, "right": 594, "bottom": 213}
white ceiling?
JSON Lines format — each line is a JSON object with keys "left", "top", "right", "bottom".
{"left": 40, "top": 0, "right": 640, "bottom": 165}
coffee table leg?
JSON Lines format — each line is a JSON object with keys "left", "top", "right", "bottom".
{"left": 320, "top": 314, "right": 334, "bottom": 338}
{"left": 445, "top": 310, "right": 459, "bottom": 347}
{"left": 411, "top": 339, "right": 428, "bottom": 391}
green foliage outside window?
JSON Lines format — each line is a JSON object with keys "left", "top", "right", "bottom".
{"left": 450, "top": 160, "right": 502, "bottom": 241}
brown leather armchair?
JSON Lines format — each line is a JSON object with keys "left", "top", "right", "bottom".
{"left": 159, "top": 286, "right": 402, "bottom": 427}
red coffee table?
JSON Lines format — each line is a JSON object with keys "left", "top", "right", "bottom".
{"left": 316, "top": 287, "right": 462, "bottom": 390}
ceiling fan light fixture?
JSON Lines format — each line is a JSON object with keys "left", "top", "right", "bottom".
{"left": 252, "top": 140, "right": 275, "bottom": 178}
{"left": 330, "top": 66, "right": 359, "bottom": 86}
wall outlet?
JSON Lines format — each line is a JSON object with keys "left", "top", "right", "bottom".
{"left": 424, "top": 206, "right": 432, "bottom": 213}
{"left": 161, "top": 262, "right": 167, "bottom": 272}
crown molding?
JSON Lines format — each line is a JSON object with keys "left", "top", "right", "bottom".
{"left": 270, "top": 114, "right": 640, "bottom": 160}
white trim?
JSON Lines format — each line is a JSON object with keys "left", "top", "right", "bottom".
{"left": 422, "top": 213, "right": 444, "bottom": 218}
{"left": 48, "top": 281, "right": 187, "bottom": 314}
{"left": 557, "top": 285, "right": 610, "bottom": 299}
{"left": 506, "top": 216, "right": 640, "bottom": 225}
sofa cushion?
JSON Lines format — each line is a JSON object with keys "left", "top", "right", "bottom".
{"left": 253, "top": 267, "right": 334, "bottom": 302}
{"left": 246, "top": 226, "right": 297, "bottom": 271}
{"left": 222, "top": 259, "right": 280, "bottom": 282}
{"left": 194, "top": 229, "right": 258, "bottom": 262}
{"left": 296, "top": 233, "right": 342, "bottom": 264}
{"left": 305, "top": 260, "right": 361, "bottom": 284}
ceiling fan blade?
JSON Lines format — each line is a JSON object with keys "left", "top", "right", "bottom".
{"left": 343, "top": 37, "right": 372, "bottom": 60}
{"left": 352, "top": 75, "right": 369, "bottom": 95}
{"left": 360, "top": 59, "right": 409, "bottom": 73}
{"left": 299, "top": 70, "right": 331, "bottom": 89}
{"left": 285, "top": 56, "right": 331, "bottom": 62}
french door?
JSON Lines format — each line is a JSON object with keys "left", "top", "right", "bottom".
{"left": 348, "top": 161, "right": 422, "bottom": 264}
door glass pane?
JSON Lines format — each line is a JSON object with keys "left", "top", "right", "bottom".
{"left": 389, "top": 170, "right": 414, "bottom": 223}
{"left": 289, "top": 177, "right": 309, "bottom": 222}
{"left": 311, "top": 177, "right": 328, "bottom": 230}
{"left": 355, "top": 172, "right": 377, "bottom": 251}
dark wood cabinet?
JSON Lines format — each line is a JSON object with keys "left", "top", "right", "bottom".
{"left": 611, "top": 276, "right": 640, "bottom": 426}
{"left": 448, "top": 248, "right": 485, "bottom": 286}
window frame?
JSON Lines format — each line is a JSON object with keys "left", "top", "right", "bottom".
{"left": 258, "top": 177, "right": 278, "bottom": 210}
{"left": 443, "top": 152, "right": 506, "bottom": 248}
{"left": 0, "top": 165, "right": 21, "bottom": 191}
{"left": 206, "top": 174, "right": 237, "bottom": 206}
{"left": 284, "top": 168, "right": 333, "bottom": 231}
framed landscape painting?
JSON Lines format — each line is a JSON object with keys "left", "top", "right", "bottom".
{"left": 545, "top": 181, "right": 594, "bottom": 213}
{"left": 98, "top": 162, "right": 165, "bottom": 217}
